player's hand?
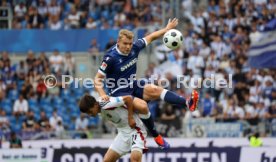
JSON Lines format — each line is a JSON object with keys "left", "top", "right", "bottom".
{"left": 128, "top": 117, "right": 136, "bottom": 129}
{"left": 166, "top": 18, "right": 178, "bottom": 31}
{"left": 101, "top": 95, "right": 110, "bottom": 101}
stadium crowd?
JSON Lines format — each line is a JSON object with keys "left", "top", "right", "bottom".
{"left": 0, "top": 0, "right": 163, "bottom": 30}
{"left": 0, "top": 0, "right": 276, "bottom": 140}
{"left": 150, "top": 0, "right": 276, "bottom": 137}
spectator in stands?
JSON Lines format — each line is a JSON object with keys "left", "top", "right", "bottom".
{"left": 38, "top": 111, "right": 52, "bottom": 132}
{"left": 47, "top": 77, "right": 60, "bottom": 96}
{"left": 16, "top": 61, "right": 28, "bottom": 81}
{"left": 49, "top": 49, "right": 63, "bottom": 73}
{"left": 13, "top": 94, "right": 28, "bottom": 116}
{"left": 105, "top": 38, "right": 116, "bottom": 51}
{"left": 256, "top": 100, "right": 270, "bottom": 119}
{"left": 38, "top": 52, "right": 49, "bottom": 70}
{"left": 89, "top": 39, "right": 100, "bottom": 63}
{"left": 85, "top": 17, "right": 97, "bottom": 29}
{"left": 160, "top": 104, "right": 176, "bottom": 121}
{"left": 63, "top": 52, "right": 75, "bottom": 75}
{"left": 223, "top": 98, "right": 238, "bottom": 119}
{"left": 36, "top": 78, "right": 47, "bottom": 100}
{"left": 25, "top": 50, "right": 36, "bottom": 71}
{"left": 48, "top": 0, "right": 61, "bottom": 18}
{"left": 75, "top": 113, "right": 89, "bottom": 131}
{"left": 9, "top": 132, "right": 22, "bottom": 148}
{"left": 200, "top": 92, "right": 215, "bottom": 117}
{"left": 0, "top": 79, "right": 6, "bottom": 100}
{"left": 48, "top": 15, "right": 62, "bottom": 30}
{"left": 14, "top": 2, "right": 27, "bottom": 22}
{"left": 49, "top": 110, "right": 63, "bottom": 130}
{"left": 0, "top": 51, "right": 10, "bottom": 62}
{"left": 67, "top": 6, "right": 81, "bottom": 29}
{"left": 0, "top": 109, "right": 10, "bottom": 133}
{"left": 187, "top": 48, "right": 204, "bottom": 77}
{"left": 27, "top": 7, "right": 44, "bottom": 29}
{"left": 268, "top": 101, "right": 276, "bottom": 120}
{"left": 22, "top": 111, "right": 38, "bottom": 132}
{"left": 55, "top": 120, "right": 65, "bottom": 138}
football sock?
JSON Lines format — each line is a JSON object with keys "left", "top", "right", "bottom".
{"left": 139, "top": 112, "right": 159, "bottom": 137}
{"left": 160, "top": 89, "right": 186, "bottom": 107}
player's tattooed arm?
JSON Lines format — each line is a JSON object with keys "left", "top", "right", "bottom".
{"left": 144, "top": 18, "right": 178, "bottom": 45}
{"left": 122, "top": 95, "right": 136, "bottom": 129}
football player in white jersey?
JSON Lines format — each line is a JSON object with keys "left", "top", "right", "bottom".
{"left": 79, "top": 94, "right": 148, "bottom": 162}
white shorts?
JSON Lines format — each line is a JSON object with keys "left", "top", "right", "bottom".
{"left": 110, "top": 127, "right": 148, "bottom": 156}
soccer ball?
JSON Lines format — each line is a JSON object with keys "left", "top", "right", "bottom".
{"left": 163, "top": 29, "right": 183, "bottom": 50}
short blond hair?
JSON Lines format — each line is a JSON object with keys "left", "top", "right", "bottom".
{"left": 118, "top": 29, "right": 134, "bottom": 40}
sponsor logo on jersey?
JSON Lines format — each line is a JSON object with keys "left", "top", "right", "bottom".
{"left": 121, "top": 58, "right": 137, "bottom": 71}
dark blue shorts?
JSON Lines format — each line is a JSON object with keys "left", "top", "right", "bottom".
{"left": 109, "top": 80, "right": 147, "bottom": 99}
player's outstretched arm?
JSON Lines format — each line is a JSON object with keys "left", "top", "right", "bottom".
{"left": 94, "top": 72, "right": 109, "bottom": 101}
{"left": 122, "top": 95, "right": 136, "bottom": 129}
{"left": 144, "top": 18, "right": 178, "bottom": 45}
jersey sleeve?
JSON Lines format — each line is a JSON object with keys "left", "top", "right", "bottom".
{"left": 98, "top": 55, "right": 114, "bottom": 76}
{"left": 100, "top": 97, "right": 125, "bottom": 110}
{"left": 133, "top": 38, "right": 148, "bottom": 52}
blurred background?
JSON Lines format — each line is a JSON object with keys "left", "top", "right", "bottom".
{"left": 0, "top": 0, "right": 275, "bottom": 161}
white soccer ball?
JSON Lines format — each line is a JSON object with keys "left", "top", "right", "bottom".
{"left": 163, "top": 29, "right": 183, "bottom": 50}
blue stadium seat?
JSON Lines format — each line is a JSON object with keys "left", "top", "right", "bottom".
{"left": 68, "top": 104, "right": 79, "bottom": 113}
{"left": 17, "top": 80, "right": 25, "bottom": 90}
{"left": 61, "top": 89, "right": 72, "bottom": 101}
{"left": 71, "top": 110, "right": 80, "bottom": 118}
{"left": 40, "top": 97, "right": 52, "bottom": 106}
{"left": 62, "top": 115, "right": 71, "bottom": 124}
{"left": 8, "top": 116, "right": 16, "bottom": 125}
{"left": 52, "top": 97, "right": 63, "bottom": 105}
{"left": 1, "top": 98, "right": 12, "bottom": 107}
{"left": 8, "top": 89, "right": 19, "bottom": 100}
{"left": 89, "top": 116, "right": 99, "bottom": 127}
{"left": 11, "top": 124, "right": 22, "bottom": 133}
{"left": 2, "top": 104, "right": 12, "bottom": 116}
{"left": 29, "top": 105, "right": 40, "bottom": 114}
{"left": 42, "top": 105, "right": 54, "bottom": 114}
{"left": 67, "top": 122, "right": 76, "bottom": 131}
{"left": 28, "top": 98, "right": 38, "bottom": 107}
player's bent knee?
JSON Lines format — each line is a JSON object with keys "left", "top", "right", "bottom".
{"left": 144, "top": 84, "right": 163, "bottom": 99}
{"left": 130, "top": 150, "right": 142, "bottom": 162}
{"left": 134, "top": 99, "right": 149, "bottom": 114}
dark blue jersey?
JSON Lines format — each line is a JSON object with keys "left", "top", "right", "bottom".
{"left": 98, "top": 38, "right": 147, "bottom": 95}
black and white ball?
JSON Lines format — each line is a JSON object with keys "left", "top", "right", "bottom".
{"left": 163, "top": 29, "right": 183, "bottom": 50}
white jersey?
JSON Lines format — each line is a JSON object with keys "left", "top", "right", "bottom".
{"left": 99, "top": 97, "right": 146, "bottom": 134}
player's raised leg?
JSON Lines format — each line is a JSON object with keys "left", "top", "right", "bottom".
{"left": 103, "top": 149, "right": 121, "bottom": 162}
{"left": 143, "top": 84, "right": 199, "bottom": 111}
{"left": 133, "top": 98, "right": 170, "bottom": 150}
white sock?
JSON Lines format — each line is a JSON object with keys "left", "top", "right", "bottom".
{"left": 160, "top": 89, "right": 168, "bottom": 100}
{"left": 139, "top": 112, "right": 151, "bottom": 119}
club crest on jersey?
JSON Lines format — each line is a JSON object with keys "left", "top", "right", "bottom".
{"left": 100, "top": 62, "right": 108, "bottom": 70}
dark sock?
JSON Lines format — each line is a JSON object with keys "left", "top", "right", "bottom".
{"left": 140, "top": 113, "right": 159, "bottom": 137}
{"left": 161, "top": 90, "right": 187, "bottom": 106}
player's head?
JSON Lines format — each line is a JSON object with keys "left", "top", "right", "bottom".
{"left": 79, "top": 94, "right": 100, "bottom": 117}
{"left": 117, "top": 29, "right": 134, "bottom": 54}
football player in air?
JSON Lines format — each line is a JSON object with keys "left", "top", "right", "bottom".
{"left": 94, "top": 18, "right": 199, "bottom": 150}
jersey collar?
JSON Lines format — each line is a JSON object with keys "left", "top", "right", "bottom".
{"left": 116, "top": 44, "right": 129, "bottom": 56}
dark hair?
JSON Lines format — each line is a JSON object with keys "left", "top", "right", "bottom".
{"left": 79, "top": 94, "right": 97, "bottom": 113}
